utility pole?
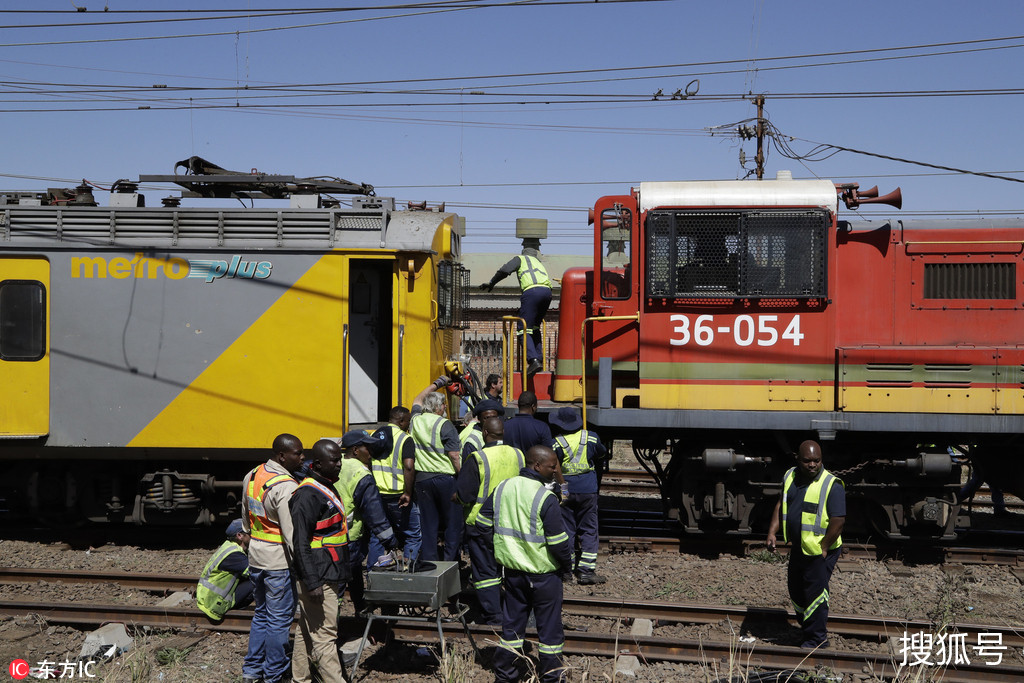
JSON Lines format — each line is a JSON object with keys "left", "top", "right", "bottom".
{"left": 754, "top": 94, "right": 765, "bottom": 180}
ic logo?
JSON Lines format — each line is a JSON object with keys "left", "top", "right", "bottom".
{"left": 9, "top": 659, "right": 29, "bottom": 680}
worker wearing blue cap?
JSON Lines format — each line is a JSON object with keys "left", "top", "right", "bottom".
{"left": 197, "top": 518, "right": 253, "bottom": 620}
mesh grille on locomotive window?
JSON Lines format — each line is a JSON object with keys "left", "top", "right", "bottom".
{"left": 645, "top": 210, "right": 828, "bottom": 299}
{"left": 923, "top": 262, "right": 1015, "bottom": 300}
{"left": 438, "top": 260, "right": 470, "bottom": 329}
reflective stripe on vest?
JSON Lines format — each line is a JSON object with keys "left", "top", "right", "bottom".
{"left": 516, "top": 255, "right": 551, "bottom": 291}
{"left": 334, "top": 458, "right": 371, "bottom": 542}
{"left": 466, "top": 443, "right": 524, "bottom": 525}
{"left": 554, "top": 430, "right": 595, "bottom": 476}
{"left": 245, "top": 465, "right": 294, "bottom": 544}
{"left": 411, "top": 411, "right": 455, "bottom": 475}
{"left": 492, "top": 477, "right": 565, "bottom": 574}
{"left": 196, "top": 539, "right": 245, "bottom": 620}
{"left": 459, "top": 423, "right": 484, "bottom": 453}
{"left": 781, "top": 467, "right": 843, "bottom": 556}
{"left": 372, "top": 424, "right": 408, "bottom": 495}
{"left": 296, "top": 478, "right": 348, "bottom": 549}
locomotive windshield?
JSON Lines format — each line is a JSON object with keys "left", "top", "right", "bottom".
{"left": 645, "top": 209, "right": 828, "bottom": 299}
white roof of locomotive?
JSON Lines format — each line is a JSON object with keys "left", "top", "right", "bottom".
{"left": 638, "top": 177, "right": 838, "bottom": 213}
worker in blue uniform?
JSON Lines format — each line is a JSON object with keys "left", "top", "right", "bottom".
{"left": 366, "top": 406, "right": 422, "bottom": 568}
{"left": 766, "top": 440, "right": 846, "bottom": 649}
{"left": 549, "top": 406, "right": 608, "bottom": 585}
{"left": 455, "top": 416, "right": 525, "bottom": 625}
{"left": 480, "top": 244, "right": 552, "bottom": 376}
{"left": 335, "top": 430, "right": 398, "bottom": 612}
{"left": 502, "top": 391, "right": 551, "bottom": 454}
{"left": 476, "top": 445, "right": 572, "bottom": 683}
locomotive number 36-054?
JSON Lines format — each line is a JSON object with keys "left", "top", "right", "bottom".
{"left": 669, "top": 314, "right": 804, "bottom": 347}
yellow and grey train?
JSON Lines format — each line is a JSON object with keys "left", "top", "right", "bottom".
{"left": 0, "top": 160, "right": 468, "bottom": 525}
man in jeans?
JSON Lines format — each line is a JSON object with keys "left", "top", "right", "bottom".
{"left": 241, "top": 433, "right": 304, "bottom": 683}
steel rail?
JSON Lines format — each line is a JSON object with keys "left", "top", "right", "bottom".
{"left": 559, "top": 595, "right": 1024, "bottom": 648}
{"left": 389, "top": 621, "right": 1024, "bottom": 683}
{"left": 0, "top": 567, "right": 195, "bottom": 592}
{"left": 598, "top": 477, "right": 660, "bottom": 495}
{"left": 596, "top": 536, "right": 1024, "bottom": 566}
{"left": 0, "top": 600, "right": 254, "bottom": 633}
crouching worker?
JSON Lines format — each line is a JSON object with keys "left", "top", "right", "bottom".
{"left": 197, "top": 518, "right": 253, "bottom": 621}
{"left": 290, "top": 439, "right": 352, "bottom": 683}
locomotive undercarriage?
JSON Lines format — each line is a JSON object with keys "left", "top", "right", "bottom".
{"left": 633, "top": 432, "right": 967, "bottom": 540}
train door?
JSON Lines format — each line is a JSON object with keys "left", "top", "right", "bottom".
{"left": 0, "top": 258, "right": 49, "bottom": 437}
{"left": 347, "top": 260, "right": 393, "bottom": 425}
{"left": 590, "top": 203, "right": 640, "bottom": 406}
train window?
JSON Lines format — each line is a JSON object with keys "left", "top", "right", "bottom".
{"left": 645, "top": 209, "right": 828, "bottom": 299}
{"left": 0, "top": 280, "right": 46, "bottom": 361}
{"left": 923, "top": 263, "right": 1015, "bottom": 300}
{"left": 438, "top": 260, "right": 470, "bottom": 329}
{"left": 600, "top": 206, "right": 632, "bottom": 300}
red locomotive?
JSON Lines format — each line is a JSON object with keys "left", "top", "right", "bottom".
{"left": 546, "top": 172, "right": 1024, "bottom": 539}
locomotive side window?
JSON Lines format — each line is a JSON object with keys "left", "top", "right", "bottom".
{"left": 0, "top": 280, "right": 46, "bottom": 361}
{"left": 923, "top": 262, "right": 1015, "bottom": 300}
{"left": 600, "top": 206, "right": 632, "bottom": 300}
{"left": 645, "top": 209, "right": 828, "bottom": 299}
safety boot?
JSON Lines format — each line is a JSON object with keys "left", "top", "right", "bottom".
{"left": 576, "top": 572, "right": 606, "bottom": 585}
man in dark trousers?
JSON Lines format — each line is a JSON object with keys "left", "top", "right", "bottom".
{"left": 549, "top": 406, "right": 608, "bottom": 585}
{"left": 410, "top": 376, "right": 464, "bottom": 561}
{"left": 479, "top": 245, "right": 552, "bottom": 376}
{"left": 766, "top": 440, "right": 846, "bottom": 649}
{"left": 241, "top": 433, "right": 303, "bottom": 683}
{"left": 197, "top": 518, "right": 253, "bottom": 621}
{"left": 289, "top": 439, "right": 351, "bottom": 683}
{"left": 476, "top": 445, "right": 572, "bottom": 683}
{"left": 502, "top": 391, "right": 551, "bottom": 454}
{"left": 335, "top": 429, "right": 398, "bottom": 611}
{"left": 367, "top": 406, "right": 422, "bottom": 567}
{"left": 455, "top": 417, "right": 525, "bottom": 625}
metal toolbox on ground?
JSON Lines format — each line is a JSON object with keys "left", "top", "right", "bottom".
{"left": 363, "top": 560, "right": 461, "bottom": 610}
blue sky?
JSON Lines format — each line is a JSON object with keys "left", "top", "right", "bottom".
{"left": 1, "top": 1, "right": 1022, "bottom": 254}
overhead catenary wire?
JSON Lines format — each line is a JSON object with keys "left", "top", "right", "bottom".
{"left": 0, "top": 0, "right": 666, "bottom": 48}
{"left": 766, "top": 121, "right": 1024, "bottom": 185}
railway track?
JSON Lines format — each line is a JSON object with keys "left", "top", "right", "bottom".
{"left": 602, "top": 469, "right": 1024, "bottom": 514}
{"left": 10, "top": 567, "right": 1022, "bottom": 644}
{"left": 598, "top": 469, "right": 661, "bottom": 495}
{"left": 1, "top": 584, "right": 1020, "bottom": 682}
{"left": 599, "top": 536, "right": 1024, "bottom": 568}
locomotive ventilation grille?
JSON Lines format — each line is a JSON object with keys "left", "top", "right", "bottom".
{"left": 438, "top": 260, "right": 470, "bottom": 329}
{"left": 645, "top": 209, "right": 828, "bottom": 299}
{"left": 864, "top": 362, "right": 974, "bottom": 389}
{"left": 923, "top": 262, "right": 1015, "bottom": 300}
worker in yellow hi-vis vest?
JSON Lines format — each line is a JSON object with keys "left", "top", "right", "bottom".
{"left": 480, "top": 242, "right": 551, "bottom": 377}
{"left": 766, "top": 440, "right": 846, "bottom": 650}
